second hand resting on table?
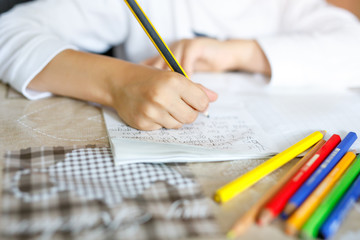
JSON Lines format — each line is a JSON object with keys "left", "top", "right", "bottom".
{"left": 28, "top": 38, "right": 271, "bottom": 130}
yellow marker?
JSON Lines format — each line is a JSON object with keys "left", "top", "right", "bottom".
{"left": 285, "top": 151, "right": 356, "bottom": 236}
{"left": 214, "top": 131, "right": 324, "bottom": 204}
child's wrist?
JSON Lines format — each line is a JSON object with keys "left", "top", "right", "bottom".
{"left": 100, "top": 58, "right": 131, "bottom": 108}
{"left": 103, "top": 60, "right": 154, "bottom": 108}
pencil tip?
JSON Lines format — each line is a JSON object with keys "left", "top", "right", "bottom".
{"left": 283, "top": 203, "right": 296, "bottom": 218}
{"left": 257, "top": 209, "right": 274, "bottom": 226}
{"left": 285, "top": 223, "right": 298, "bottom": 236}
{"left": 213, "top": 194, "right": 221, "bottom": 204}
{"left": 203, "top": 111, "right": 210, "bottom": 118}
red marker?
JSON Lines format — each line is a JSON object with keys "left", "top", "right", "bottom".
{"left": 258, "top": 134, "right": 341, "bottom": 225}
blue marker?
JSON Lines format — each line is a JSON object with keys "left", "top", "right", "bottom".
{"left": 282, "top": 132, "right": 357, "bottom": 218}
{"left": 320, "top": 173, "right": 360, "bottom": 239}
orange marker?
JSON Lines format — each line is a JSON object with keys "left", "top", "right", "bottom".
{"left": 285, "top": 151, "right": 356, "bottom": 236}
{"left": 258, "top": 135, "right": 340, "bottom": 225}
{"left": 226, "top": 140, "right": 325, "bottom": 238}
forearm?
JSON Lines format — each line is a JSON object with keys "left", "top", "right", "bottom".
{"left": 29, "top": 49, "right": 131, "bottom": 107}
{"left": 224, "top": 39, "right": 271, "bottom": 76}
{"left": 0, "top": 0, "right": 129, "bottom": 99}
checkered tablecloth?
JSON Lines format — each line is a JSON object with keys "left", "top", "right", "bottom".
{"left": 1, "top": 145, "right": 219, "bottom": 240}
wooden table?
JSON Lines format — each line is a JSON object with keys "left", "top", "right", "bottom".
{"left": 1, "top": 82, "right": 359, "bottom": 240}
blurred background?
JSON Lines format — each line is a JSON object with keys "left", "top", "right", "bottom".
{"left": 0, "top": 0, "right": 360, "bottom": 19}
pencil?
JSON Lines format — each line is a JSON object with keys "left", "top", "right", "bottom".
{"left": 300, "top": 154, "right": 360, "bottom": 239}
{"left": 124, "top": 0, "right": 188, "bottom": 77}
{"left": 214, "top": 131, "right": 324, "bottom": 204}
{"left": 285, "top": 151, "right": 356, "bottom": 236}
{"left": 226, "top": 139, "right": 325, "bottom": 238}
{"left": 283, "top": 132, "right": 357, "bottom": 217}
{"left": 258, "top": 134, "right": 340, "bottom": 224}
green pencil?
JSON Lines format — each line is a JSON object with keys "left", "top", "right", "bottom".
{"left": 300, "top": 154, "right": 360, "bottom": 239}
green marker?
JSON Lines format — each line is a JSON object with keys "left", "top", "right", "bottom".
{"left": 300, "top": 154, "right": 360, "bottom": 239}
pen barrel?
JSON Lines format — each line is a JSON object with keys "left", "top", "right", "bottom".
{"left": 214, "top": 131, "right": 323, "bottom": 203}
{"left": 272, "top": 134, "right": 341, "bottom": 218}
{"left": 289, "top": 132, "right": 357, "bottom": 209}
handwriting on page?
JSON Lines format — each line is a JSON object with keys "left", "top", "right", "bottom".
{"left": 108, "top": 114, "right": 269, "bottom": 152}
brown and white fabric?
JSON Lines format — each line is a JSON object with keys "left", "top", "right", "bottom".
{"left": 1, "top": 145, "right": 219, "bottom": 240}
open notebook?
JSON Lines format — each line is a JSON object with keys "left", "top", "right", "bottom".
{"left": 103, "top": 73, "right": 360, "bottom": 165}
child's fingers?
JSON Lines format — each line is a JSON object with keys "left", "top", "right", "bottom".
{"left": 196, "top": 84, "right": 218, "bottom": 102}
{"left": 127, "top": 105, "right": 183, "bottom": 130}
{"left": 143, "top": 84, "right": 200, "bottom": 127}
{"left": 180, "top": 82, "right": 211, "bottom": 113}
{"left": 133, "top": 121, "right": 163, "bottom": 131}
{"left": 119, "top": 112, "right": 163, "bottom": 131}
{"left": 146, "top": 106, "right": 183, "bottom": 129}
{"left": 156, "top": 113, "right": 183, "bottom": 129}
{"left": 168, "top": 100, "right": 199, "bottom": 124}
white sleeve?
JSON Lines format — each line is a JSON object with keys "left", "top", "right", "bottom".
{"left": 256, "top": 0, "right": 360, "bottom": 88}
{"left": 0, "top": 0, "right": 129, "bottom": 99}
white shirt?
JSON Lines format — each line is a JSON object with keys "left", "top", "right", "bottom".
{"left": 0, "top": 0, "right": 360, "bottom": 99}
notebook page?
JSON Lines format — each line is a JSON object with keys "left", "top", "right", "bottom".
{"left": 193, "top": 73, "right": 360, "bottom": 151}
{"left": 103, "top": 102, "right": 278, "bottom": 164}
{"left": 242, "top": 93, "right": 360, "bottom": 151}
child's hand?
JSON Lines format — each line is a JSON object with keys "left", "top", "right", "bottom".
{"left": 143, "top": 38, "right": 271, "bottom": 76}
{"left": 110, "top": 64, "right": 218, "bottom": 130}
{"left": 29, "top": 49, "right": 218, "bottom": 131}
